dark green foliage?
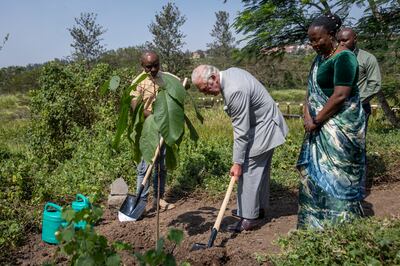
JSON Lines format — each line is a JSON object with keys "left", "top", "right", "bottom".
{"left": 270, "top": 217, "right": 400, "bottom": 265}
{"left": 233, "top": 0, "right": 315, "bottom": 56}
{"left": 0, "top": 65, "right": 42, "bottom": 94}
{"left": 30, "top": 62, "right": 113, "bottom": 167}
{"left": 99, "top": 46, "right": 144, "bottom": 70}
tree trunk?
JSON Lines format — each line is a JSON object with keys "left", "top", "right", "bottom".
{"left": 376, "top": 90, "right": 400, "bottom": 128}
{"left": 367, "top": 0, "right": 383, "bottom": 21}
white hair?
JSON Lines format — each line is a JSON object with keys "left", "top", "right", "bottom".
{"left": 191, "top": 65, "right": 220, "bottom": 85}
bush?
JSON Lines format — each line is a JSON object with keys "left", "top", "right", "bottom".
{"left": 170, "top": 137, "right": 232, "bottom": 194}
{"left": 29, "top": 62, "right": 131, "bottom": 168}
{"left": 33, "top": 122, "right": 135, "bottom": 202}
{"left": 270, "top": 217, "right": 400, "bottom": 265}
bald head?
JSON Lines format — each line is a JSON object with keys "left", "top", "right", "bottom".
{"left": 337, "top": 28, "right": 357, "bottom": 51}
{"left": 141, "top": 51, "right": 160, "bottom": 78}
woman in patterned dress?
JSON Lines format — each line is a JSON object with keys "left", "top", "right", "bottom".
{"left": 297, "top": 14, "right": 366, "bottom": 230}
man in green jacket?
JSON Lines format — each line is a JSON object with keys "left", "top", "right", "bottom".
{"left": 337, "top": 28, "right": 382, "bottom": 127}
{"left": 338, "top": 28, "right": 382, "bottom": 197}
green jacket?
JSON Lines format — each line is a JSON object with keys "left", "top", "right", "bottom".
{"left": 355, "top": 48, "right": 382, "bottom": 103}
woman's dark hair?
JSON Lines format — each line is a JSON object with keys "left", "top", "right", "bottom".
{"left": 310, "top": 13, "right": 342, "bottom": 35}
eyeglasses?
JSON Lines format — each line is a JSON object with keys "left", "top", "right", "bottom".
{"left": 143, "top": 62, "right": 159, "bottom": 70}
{"left": 200, "top": 77, "right": 214, "bottom": 92}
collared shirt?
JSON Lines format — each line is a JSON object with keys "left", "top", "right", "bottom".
{"left": 354, "top": 48, "right": 382, "bottom": 103}
{"left": 130, "top": 71, "right": 180, "bottom": 112}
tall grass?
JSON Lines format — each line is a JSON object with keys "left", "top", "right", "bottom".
{"left": 0, "top": 93, "right": 30, "bottom": 121}
{"left": 182, "top": 104, "right": 400, "bottom": 194}
{"left": 270, "top": 89, "right": 306, "bottom": 103}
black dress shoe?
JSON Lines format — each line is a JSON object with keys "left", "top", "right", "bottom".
{"left": 231, "top": 209, "right": 265, "bottom": 219}
{"left": 227, "top": 218, "right": 262, "bottom": 233}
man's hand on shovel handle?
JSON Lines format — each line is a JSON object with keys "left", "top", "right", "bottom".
{"left": 230, "top": 163, "right": 241, "bottom": 182}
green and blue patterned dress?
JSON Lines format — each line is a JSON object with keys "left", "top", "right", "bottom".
{"left": 297, "top": 51, "right": 366, "bottom": 230}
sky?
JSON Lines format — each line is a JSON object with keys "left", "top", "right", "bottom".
{"left": 0, "top": 1, "right": 364, "bottom": 68}
{"left": 0, "top": 0, "right": 246, "bottom": 68}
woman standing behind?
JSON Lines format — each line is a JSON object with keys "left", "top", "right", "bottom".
{"left": 297, "top": 14, "right": 366, "bottom": 230}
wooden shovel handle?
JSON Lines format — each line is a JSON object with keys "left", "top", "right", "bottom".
{"left": 141, "top": 137, "right": 164, "bottom": 186}
{"left": 213, "top": 176, "right": 236, "bottom": 231}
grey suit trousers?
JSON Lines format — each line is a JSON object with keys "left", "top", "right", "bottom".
{"left": 236, "top": 149, "right": 274, "bottom": 219}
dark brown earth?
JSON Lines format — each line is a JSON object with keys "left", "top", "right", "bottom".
{"left": 13, "top": 180, "right": 400, "bottom": 266}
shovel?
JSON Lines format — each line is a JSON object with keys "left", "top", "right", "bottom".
{"left": 191, "top": 175, "right": 236, "bottom": 250}
{"left": 118, "top": 137, "right": 164, "bottom": 221}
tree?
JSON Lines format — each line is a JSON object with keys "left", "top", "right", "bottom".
{"left": 148, "top": 3, "right": 189, "bottom": 76}
{"left": 348, "top": 0, "right": 400, "bottom": 127}
{"left": 233, "top": 0, "right": 352, "bottom": 56}
{"left": 0, "top": 33, "right": 9, "bottom": 51}
{"left": 207, "top": 11, "right": 236, "bottom": 58}
{"left": 68, "top": 12, "right": 107, "bottom": 63}
{"left": 233, "top": 0, "right": 399, "bottom": 127}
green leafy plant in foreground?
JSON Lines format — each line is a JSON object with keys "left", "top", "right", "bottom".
{"left": 104, "top": 72, "right": 203, "bottom": 170}
{"left": 55, "top": 206, "right": 187, "bottom": 266}
{"left": 270, "top": 217, "right": 400, "bottom": 266}
{"left": 56, "top": 206, "right": 130, "bottom": 266}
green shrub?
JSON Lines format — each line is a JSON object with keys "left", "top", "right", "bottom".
{"left": 170, "top": 138, "right": 232, "bottom": 194}
{"left": 29, "top": 62, "right": 131, "bottom": 168}
{"left": 33, "top": 122, "right": 135, "bottom": 202}
{"left": 270, "top": 217, "right": 400, "bottom": 265}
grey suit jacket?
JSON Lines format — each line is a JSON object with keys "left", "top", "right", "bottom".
{"left": 220, "top": 68, "right": 289, "bottom": 164}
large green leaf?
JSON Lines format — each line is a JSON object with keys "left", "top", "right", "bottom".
{"left": 129, "top": 98, "right": 145, "bottom": 164}
{"left": 127, "top": 95, "right": 142, "bottom": 143}
{"left": 112, "top": 91, "right": 131, "bottom": 149}
{"left": 186, "top": 91, "right": 204, "bottom": 123}
{"left": 184, "top": 114, "right": 199, "bottom": 142}
{"left": 165, "top": 143, "right": 179, "bottom": 170}
{"left": 161, "top": 73, "right": 185, "bottom": 105}
{"left": 139, "top": 115, "right": 160, "bottom": 164}
{"left": 112, "top": 72, "right": 148, "bottom": 149}
{"left": 153, "top": 90, "right": 184, "bottom": 146}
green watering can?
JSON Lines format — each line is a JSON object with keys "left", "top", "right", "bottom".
{"left": 41, "top": 202, "right": 63, "bottom": 244}
{"left": 71, "top": 194, "right": 91, "bottom": 230}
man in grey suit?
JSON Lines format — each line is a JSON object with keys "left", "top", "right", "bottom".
{"left": 191, "top": 65, "right": 289, "bottom": 232}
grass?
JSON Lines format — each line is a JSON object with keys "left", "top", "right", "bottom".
{"left": 183, "top": 104, "right": 400, "bottom": 194}
{"left": 270, "top": 89, "right": 306, "bottom": 103}
{"left": 0, "top": 94, "right": 31, "bottom": 155}
{"left": 1, "top": 92, "right": 399, "bottom": 264}
{"left": 0, "top": 93, "right": 30, "bottom": 121}
{"left": 0, "top": 120, "right": 30, "bottom": 155}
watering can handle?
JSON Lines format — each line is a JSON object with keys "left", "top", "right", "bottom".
{"left": 44, "top": 202, "right": 62, "bottom": 212}
{"left": 75, "top": 194, "right": 89, "bottom": 204}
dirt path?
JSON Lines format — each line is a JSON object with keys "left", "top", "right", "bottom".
{"left": 15, "top": 181, "right": 400, "bottom": 265}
